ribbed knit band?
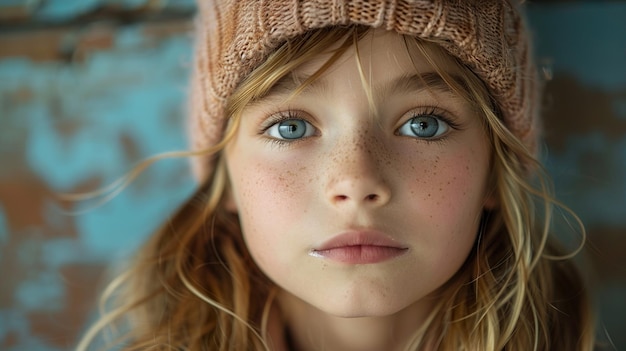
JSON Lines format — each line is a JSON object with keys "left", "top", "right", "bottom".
{"left": 189, "top": 0, "right": 538, "bottom": 182}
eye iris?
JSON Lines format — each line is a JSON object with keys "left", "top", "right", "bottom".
{"left": 278, "top": 119, "right": 306, "bottom": 139}
{"left": 410, "top": 116, "right": 439, "bottom": 138}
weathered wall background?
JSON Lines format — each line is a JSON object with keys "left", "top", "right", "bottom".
{"left": 0, "top": 1, "right": 197, "bottom": 350}
{"left": 529, "top": 4, "right": 626, "bottom": 350}
{"left": 0, "top": 1, "right": 624, "bottom": 350}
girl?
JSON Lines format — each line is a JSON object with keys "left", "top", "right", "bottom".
{"left": 79, "top": 0, "right": 596, "bottom": 350}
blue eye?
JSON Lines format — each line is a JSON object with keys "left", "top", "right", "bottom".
{"left": 266, "top": 119, "right": 315, "bottom": 140}
{"left": 397, "top": 115, "right": 449, "bottom": 139}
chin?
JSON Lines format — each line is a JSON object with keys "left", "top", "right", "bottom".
{"left": 312, "top": 290, "right": 417, "bottom": 319}
{"left": 277, "top": 274, "right": 434, "bottom": 321}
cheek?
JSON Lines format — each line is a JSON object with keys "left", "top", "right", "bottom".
{"left": 231, "top": 156, "right": 307, "bottom": 211}
{"left": 228, "top": 157, "right": 312, "bottom": 260}
{"left": 397, "top": 143, "right": 490, "bottom": 247}
{"left": 400, "top": 147, "right": 489, "bottom": 279}
{"left": 402, "top": 144, "right": 489, "bottom": 213}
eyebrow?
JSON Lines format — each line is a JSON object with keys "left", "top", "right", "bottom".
{"left": 377, "top": 72, "right": 459, "bottom": 98}
{"left": 262, "top": 72, "right": 328, "bottom": 99}
{"left": 260, "top": 71, "right": 461, "bottom": 101}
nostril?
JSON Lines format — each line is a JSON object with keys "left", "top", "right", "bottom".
{"left": 331, "top": 193, "right": 386, "bottom": 205}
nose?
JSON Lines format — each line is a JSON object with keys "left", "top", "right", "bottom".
{"left": 325, "top": 135, "right": 392, "bottom": 207}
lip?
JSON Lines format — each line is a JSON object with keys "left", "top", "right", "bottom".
{"left": 309, "top": 230, "right": 408, "bottom": 264}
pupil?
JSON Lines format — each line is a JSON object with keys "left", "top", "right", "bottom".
{"left": 410, "top": 116, "right": 438, "bottom": 137}
{"left": 279, "top": 120, "right": 306, "bottom": 139}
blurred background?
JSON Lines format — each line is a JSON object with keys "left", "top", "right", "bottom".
{"left": 0, "top": 0, "right": 625, "bottom": 350}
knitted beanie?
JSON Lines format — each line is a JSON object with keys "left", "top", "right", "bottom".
{"left": 189, "top": 0, "right": 538, "bottom": 182}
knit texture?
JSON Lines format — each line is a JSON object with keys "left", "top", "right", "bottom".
{"left": 189, "top": 0, "right": 538, "bottom": 181}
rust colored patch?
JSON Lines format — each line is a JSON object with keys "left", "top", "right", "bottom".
{"left": 0, "top": 29, "right": 67, "bottom": 61}
{"left": 0, "top": 155, "right": 105, "bottom": 240}
{"left": 0, "top": 3, "right": 35, "bottom": 22}
{"left": 141, "top": 19, "right": 193, "bottom": 39}
{"left": 72, "top": 24, "right": 115, "bottom": 62}
{"left": 27, "top": 264, "right": 106, "bottom": 349}
{"left": 542, "top": 74, "right": 626, "bottom": 152}
{"left": 0, "top": 330, "right": 18, "bottom": 348}
{"left": 0, "top": 176, "right": 56, "bottom": 235}
{"left": 52, "top": 120, "right": 85, "bottom": 139}
{"left": 9, "top": 87, "right": 34, "bottom": 104}
{"left": 0, "top": 174, "right": 82, "bottom": 239}
{"left": 119, "top": 132, "right": 142, "bottom": 164}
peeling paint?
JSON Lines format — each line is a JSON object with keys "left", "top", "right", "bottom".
{"left": 1, "top": 16, "right": 195, "bottom": 349}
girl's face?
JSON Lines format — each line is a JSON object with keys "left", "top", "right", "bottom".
{"left": 225, "top": 30, "right": 492, "bottom": 318}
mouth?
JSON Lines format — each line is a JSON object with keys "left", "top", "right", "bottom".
{"left": 309, "top": 230, "right": 408, "bottom": 264}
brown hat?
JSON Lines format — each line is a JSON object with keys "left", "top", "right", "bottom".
{"left": 189, "top": 0, "right": 538, "bottom": 182}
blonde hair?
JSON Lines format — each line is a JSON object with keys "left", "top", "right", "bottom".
{"left": 78, "top": 26, "right": 595, "bottom": 351}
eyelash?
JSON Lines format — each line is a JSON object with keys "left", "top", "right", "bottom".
{"left": 258, "top": 106, "right": 461, "bottom": 147}
{"left": 259, "top": 109, "right": 315, "bottom": 147}
{"left": 409, "top": 107, "right": 459, "bottom": 126}
{"left": 398, "top": 106, "right": 461, "bottom": 142}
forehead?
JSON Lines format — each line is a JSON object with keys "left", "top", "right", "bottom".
{"left": 259, "top": 29, "right": 468, "bottom": 102}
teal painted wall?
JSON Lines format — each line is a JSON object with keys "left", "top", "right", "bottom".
{"left": 526, "top": 4, "right": 626, "bottom": 349}
{"left": 1, "top": 1, "right": 196, "bottom": 349}
{"left": 1, "top": 1, "right": 624, "bottom": 350}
